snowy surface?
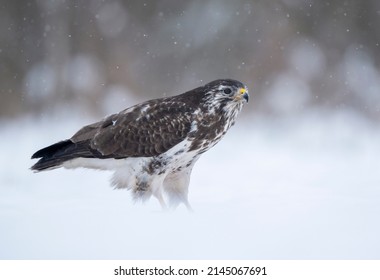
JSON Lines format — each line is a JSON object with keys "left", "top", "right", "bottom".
{"left": 0, "top": 110, "right": 379, "bottom": 259}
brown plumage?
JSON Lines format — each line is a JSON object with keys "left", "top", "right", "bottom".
{"left": 31, "top": 79, "right": 249, "bottom": 209}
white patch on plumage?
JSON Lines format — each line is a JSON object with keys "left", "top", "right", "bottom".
{"left": 62, "top": 157, "right": 145, "bottom": 171}
{"left": 223, "top": 100, "right": 243, "bottom": 128}
{"left": 135, "top": 104, "right": 151, "bottom": 121}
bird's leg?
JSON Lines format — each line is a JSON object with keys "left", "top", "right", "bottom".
{"left": 155, "top": 192, "right": 168, "bottom": 210}
{"left": 184, "top": 200, "right": 193, "bottom": 212}
{"left": 149, "top": 175, "right": 168, "bottom": 210}
{"left": 162, "top": 167, "right": 195, "bottom": 211}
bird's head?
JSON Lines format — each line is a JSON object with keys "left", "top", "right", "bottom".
{"left": 201, "top": 79, "right": 249, "bottom": 115}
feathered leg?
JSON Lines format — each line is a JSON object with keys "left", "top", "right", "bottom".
{"left": 163, "top": 166, "right": 193, "bottom": 210}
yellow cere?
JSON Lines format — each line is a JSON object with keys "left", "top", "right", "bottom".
{"left": 239, "top": 88, "right": 247, "bottom": 94}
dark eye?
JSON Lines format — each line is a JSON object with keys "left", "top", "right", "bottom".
{"left": 223, "top": 88, "right": 232, "bottom": 95}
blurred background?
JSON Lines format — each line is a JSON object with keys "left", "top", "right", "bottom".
{"left": 1, "top": 0, "right": 379, "bottom": 120}
{"left": 1, "top": 0, "right": 379, "bottom": 259}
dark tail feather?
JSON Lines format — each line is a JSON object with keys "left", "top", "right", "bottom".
{"left": 31, "top": 140, "right": 92, "bottom": 171}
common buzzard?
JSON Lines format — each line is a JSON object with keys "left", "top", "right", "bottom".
{"left": 31, "top": 79, "right": 249, "bottom": 209}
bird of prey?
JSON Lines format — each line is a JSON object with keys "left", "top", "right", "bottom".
{"left": 31, "top": 79, "right": 249, "bottom": 209}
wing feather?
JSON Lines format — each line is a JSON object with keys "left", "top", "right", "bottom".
{"left": 70, "top": 98, "right": 195, "bottom": 159}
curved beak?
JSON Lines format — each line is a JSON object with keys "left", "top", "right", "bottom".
{"left": 236, "top": 87, "right": 249, "bottom": 103}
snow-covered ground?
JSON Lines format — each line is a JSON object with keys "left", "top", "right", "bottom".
{"left": 0, "top": 109, "right": 379, "bottom": 259}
